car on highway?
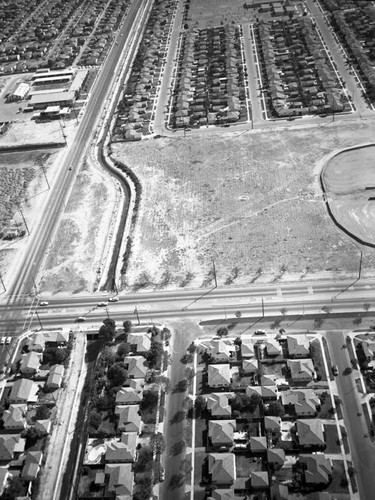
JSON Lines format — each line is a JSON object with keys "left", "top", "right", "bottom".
{"left": 332, "top": 364, "right": 339, "bottom": 376}
{"left": 75, "top": 317, "right": 86, "bottom": 323}
{"left": 108, "top": 296, "right": 119, "bottom": 302}
{"left": 97, "top": 302, "right": 108, "bottom": 307}
{"left": 40, "top": 301, "right": 49, "bottom": 306}
{"left": 6, "top": 337, "right": 12, "bottom": 345}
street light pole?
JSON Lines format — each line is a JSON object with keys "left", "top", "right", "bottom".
{"left": 35, "top": 308, "right": 43, "bottom": 330}
{"left": 134, "top": 307, "right": 140, "bottom": 325}
{"left": 0, "top": 273, "right": 5, "bottom": 292}
{"left": 18, "top": 204, "right": 30, "bottom": 235}
{"left": 212, "top": 259, "right": 218, "bottom": 288}
{"left": 41, "top": 165, "right": 50, "bottom": 189}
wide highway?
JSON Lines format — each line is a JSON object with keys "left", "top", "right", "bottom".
{"left": 0, "top": 0, "right": 152, "bottom": 334}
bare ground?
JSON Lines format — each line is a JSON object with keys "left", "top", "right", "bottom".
{"left": 40, "top": 160, "right": 117, "bottom": 294}
{"left": 112, "top": 120, "right": 375, "bottom": 291}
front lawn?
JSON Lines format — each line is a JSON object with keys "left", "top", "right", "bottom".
{"left": 327, "top": 459, "right": 350, "bottom": 495}
{"left": 324, "top": 423, "right": 341, "bottom": 454}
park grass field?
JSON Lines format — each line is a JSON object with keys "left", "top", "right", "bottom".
{"left": 112, "top": 119, "right": 375, "bottom": 291}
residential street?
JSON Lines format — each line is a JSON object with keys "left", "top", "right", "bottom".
{"left": 327, "top": 331, "right": 375, "bottom": 500}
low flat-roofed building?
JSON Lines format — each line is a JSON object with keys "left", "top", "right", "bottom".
{"left": 28, "top": 91, "right": 76, "bottom": 110}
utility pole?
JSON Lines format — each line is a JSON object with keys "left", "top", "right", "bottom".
{"left": 359, "top": 250, "right": 363, "bottom": 280}
{"left": 212, "top": 259, "right": 218, "bottom": 288}
{"left": 41, "top": 165, "right": 50, "bottom": 189}
{"left": 0, "top": 273, "right": 5, "bottom": 292}
{"left": 261, "top": 298, "right": 265, "bottom": 318}
{"left": 35, "top": 308, "right": 43, "bottom": 330}
{"left": 18, "top": 204, "right": 30, "bottom": 235}
{"left": 134, "top": 307, "right": 140, "bottom": 325}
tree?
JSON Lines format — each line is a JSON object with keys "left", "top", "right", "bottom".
{"left": 185, "top": 367, "right": 196, "bottom": 381}
{"left": 88, "top": 410, "right": 102, "bottom": 430}
{"left": 217, "top": 326, "right": 228, "bottom": 337}
{"left": 321, "top": 305, "right": 332, "bottom": 314}
{"left": 35, "top": 405, "right": 50, "bottom": 420}
{"left": 194, "top": 395, "right": 206, "bottom": 415}
{"left": 150, "top": 433, "right": 166, "bottom": 454}
{"left": 139, "top": 390, "right": 158, "bottom": 414}
{"left": 280, "top": 307, "right": 288, "bottom": 316}
{"left": 265, "top": 400, "right": 285, "bottom": 417}
{"left": 343, "top": 367, "right": 352, "bottom": 376}
{"left": 353, "top": 317, "right": 362, "bottom": 327}
{"left": 145, "top": 341, "right": 164, "bottom": 369}
{"left": 22, "top": 427, "right": 44, "bottom": 448}
{"left": 123, "top": 320, "right": 133, "bottom": 333}
{"left": 235, "top": 310, "right": 242, "bottom": 318}
{"left": 313, "top": 317, "right": 324, "bottom": 329}
{"left": 117, "top": 342, "right": 131, "bottom": 358}
{"left": 169, "top": 473, "right": 185, "bottom": 490}
{"left": 107, "top": 363, "right": 128, "bottom": 387}
{"left": 363, "top": 303, "right": 371, "bottom": 312}
{"left": 3, "top": 477, "right": 25, "bottom": 498}
{"left": 133, "top": 446, "right": 153, "bottom": 472}
{"left": 187, "top": 342, "right": 197, "bottom": 354}
{"left": 231, "top": 393, "right": 261, "bottom": 413}
{"left": 180, "top": 353, "right": 194, "bottom": 364}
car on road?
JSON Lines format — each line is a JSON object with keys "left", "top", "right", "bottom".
{"left": 108, "top": 296, "right": 119, "bottom": 302}
{"left": 6, "top": 337, "right": 12, "bottom": 345}
{"left": 75, "top": 317, "right": 86, "bottom": 323}
{"left": 0, "top": 338, "right": 5, "bottom": 345}
{"left": 97, "top": 302, "right": 108, "bottom": 307}
{"left": 332, "top": 364, "right": 339, "bottom": 376}
{"left": 40, "top": 301, "right": 49, "bottom": 306}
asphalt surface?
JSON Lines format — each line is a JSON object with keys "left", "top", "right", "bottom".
{"left": 327, "top": 332, "right": 375, "bottom": 500}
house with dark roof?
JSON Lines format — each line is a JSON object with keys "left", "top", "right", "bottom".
{"left": 0, "top": 434, "right": 25, "bottom": 461}
{"left": 35, "top": 419, "right": 51, "bottom": 435}
{"left": 241, "top": 339, "right": 255, "bottom": 358}
{"left": 115, "top": 405, "right": 141, "bottom": 433}
{"left": 281, "top": 389, "right": 320, "bottom": 416}
{"left": 46, "top": 364, "right": 64, "bottom": 390}
{"left": 21, "top": 451, "right": 43, "bottom": 481}
{"left": 208, "top": 364, "right": 233, "bottom": 389}
{"left": 264, "top": 416, "right": 281, "bottom": 433}
{"left": 250, "top": 470, "right": 269, "bottom": 488}
{"left": 249, "top": 436, "right": 267, "bottom": 453}
{"left": 209, "top": 453, "right": 236, "bottom": 485}
{"left": 105, "top": 433, "right": 137, "bottom": 463}
{"left": 297, "top": 419, "right": 325, "bottom": 448}
{"left": 246, "top": 385, "right": 277, "bottom": 400}
{"left": 300, "top": 454, "right": 332, "bottom": 485}
{"left": 124, "top": 356, "right": 148, "bottom": 379}
{"left": 104, "top": 463, "right": 133, "bottom": 497}
{"left": 267, "top": 447, "right": 285, "bottom": 467}
{"left": 115, "top": 387, "right": 142, "bottom": 405}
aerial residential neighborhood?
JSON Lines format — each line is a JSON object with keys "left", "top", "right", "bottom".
{"left": 0, "top": 0, "right": 375, "bottom": 499}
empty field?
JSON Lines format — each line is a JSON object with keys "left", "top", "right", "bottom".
{"left": 113, "top": 120, "right": 375, "bottom": 290}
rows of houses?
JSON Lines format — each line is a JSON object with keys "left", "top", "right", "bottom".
{"left": 330, "top": 4, "right": 375, "bottom": 101}
{"left": 0, "top": 330, "right": 70, "bottom": 497}
{"left": 258, "top": 17, "right": 350, "bottom": 117}
{"left": 0, "top": 0, "right": 129, "bottom": 74}
{"left": 172, "top": 24, "right": 246, "bottom": 129}
{"left": 81, "top": 330, "right": 153, "bottom": 498}
{"left": 197, "top": 333, "right": 345, "bottom": 499}
{"left": 115, "top": 0, "right": 176, "bottom": 141}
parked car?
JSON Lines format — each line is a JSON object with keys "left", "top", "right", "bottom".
{"left": 0, "top": 337, "right": 5, "bottom": 345}
{"left": 332, "top": 365, "right": 339, "bottom": 376}
{"left": 6, "top": 337, "right": 12, "bottom": 345}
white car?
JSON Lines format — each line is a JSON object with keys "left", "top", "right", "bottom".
{"left": 40, "top": 301, "right": 49, "bottom": 306}
{"left": 97, "top": 302, "right": 108, "bottom": 307}
{"left": 0, "top": 338, "right": 5, "bottom": 345}
{"left": 108, "top": 296, "right": 119, "bottom": 302}
{"left": 76, "top": 316, "right": 86, "bottom": 323}
{"left": 6, "top": 337, "right": 11, "bottom": 345}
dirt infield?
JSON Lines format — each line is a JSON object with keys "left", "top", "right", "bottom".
{"left": 112, "top": 120, "right": 375, "bottom": 290}
{"left": 322, "top": 144, "right": 375, "bottom": 246}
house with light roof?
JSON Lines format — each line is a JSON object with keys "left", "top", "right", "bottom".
{"left": 250, "top": 470, "right": 269, "bottom": 488}
{"left": 287, "top": 335, "right": 311, "bottom": 358}
{"left": 207, "top": 339, "right": 236, "bottom": 363}
{"left": 105, "top": 432, "right": 137, "bottom": 463}
{"left": 281, "top": 389, "right": 320, "bottom": 416}
{"left": 21, "top": 451, "right": 43, "bottom": 481}
{"left": 206, "top": 393, "right": 234, "bottom": 418}
{"left": 20, "top": 352, "right": 42, "bottom": 376}
{"left": 2, "top": 404, "right": 27, "bottom": 430}
{"left": 46, "top": 364, "right": 64, "bottom": 390}
{"left": 287, "top": 359, "right": 315, "bottom": 383}
{"left": 267, "top": 447, "right": 285, "bottom": 467}
{"left": 209, "top": 453, "right": 236, "bottom": 485}
{"left": 249, "top": 436, "right": 267, "bottom": 453}
{"left": 208, "top": 364, "right": 233, "bottom": 389}
{"left": 297, "top": 419, "right": 325, "bottom": 448}
{"left": 0, "top": 434, "right": 25, "bottom": 461}
{"left": 240, "top": 338, "right": 255, "bottom": 358}
{"left": 127, "top": 332, "right": 151, "bottom": 355}
{"left": 209, "top": 420, "right": 236, "bottom": 448}
{"left": 264, "top": 416, "right": 281, "bottom": 434}
{"left": 242, "top": 359, "right": 258, "bottom": 374}
{"left": 9, "top": 379, "right": 39, "bottom": 404}
{"left": 263, "top": 339, "right": 282, "bottom": 357}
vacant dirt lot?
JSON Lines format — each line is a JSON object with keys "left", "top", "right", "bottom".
{"left": 40, "top": 160, "right": 117, "bottom": 294}
{"left": 189, "top": 0, "right": 256, "bottom": 28}
{"left": 112, "top": 120, "right": 375, "bottom": 290}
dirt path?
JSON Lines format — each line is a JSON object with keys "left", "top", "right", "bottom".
{"left": 36, "top": 331, "right": 87, "bottom": 500}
